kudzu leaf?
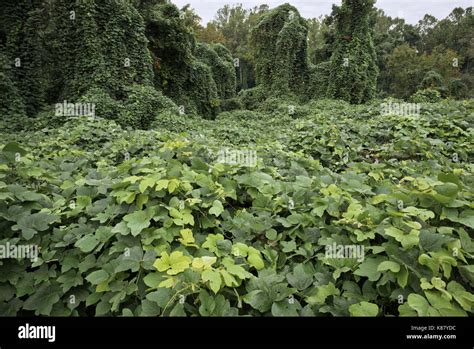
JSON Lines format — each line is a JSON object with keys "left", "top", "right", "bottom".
{"left": 86, "top": 270, "right": 109, "bottom": 285}
{"left": 349, "top": 301, "right": 379, "bottom": 317}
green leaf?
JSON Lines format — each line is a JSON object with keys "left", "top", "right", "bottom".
{"left": 447, "top": 281, "right": 474, "bottom": 312}
{"left": 146, "top": 288, "right": 172, "bottom": 308}
{"left": 198, "top": 289, "right": 215, "bottom": 315}
{"left": 139, "top": 176, "right": 158, "bottom": 193}
{"left": 202, "top": 269, "right": 222, "bottom": 294}
{"left": 168, "top": 179, "right": 180, "bottom": 193}
{"left": 192, "top": 256, "right": 217, "bottom": 271}
{"left": 12, "top": 212, "right": 58, "bottom": 240}
{"left": 243, "top": 290, "right": 272, "bottom": 312}
{"left": 155, "top": 179, "right": 169, "bottom": 191}
{"left": 306, "top": 283, "right": 340, "bottom": 305}
{"left": 271, "top": 299, "right": 301, "bottom": 316}
{"left": 202, "top": 234, "right": 224, "bottom": 254}
{"left": 220, "top": 269, "right": 238, "bottom": 287}
{"left": 265, "top": 229, "right": 278, "bottom": 240}
{"left": 407, "top": 294, "right": 430, "bottom": 316}
{"left": 434, "top": 183, "right": 459, "bottom": 198}
{"left": 143, "top": 273, "right": 163, "bottom": 289}
{"left": 209, "top": 200, "right": 224, "bottom": 217}
{"left": 385, "top": 226, "right": 419, "bottom": 248}
{"left": 247, "top": 247, "right": 265, "bottom": 270}
{"left": 178, "top": 228, "right": 197, "bottom": 247}
{"left": 23, "top": 283, "right": 60, "bottom": 315}
{"left": 458, "top": 210, "right": 474, "bottom": 229}
{"left": 123, "top": 209, "right": 153, "bottom": 236}
{"left": 354, "top": 257, "right": 383, "bottom": 281}
{"left": 287, "top": 264, "right": 313, "bottom": 290}
{"left": 349, "top": 301, "right": 379, "bottom": 317}
{"left": 397, "top": 266, "right": 409, "bottom": 288}
{"left": 458, "top": 265, "right": 474, "bottom": 287}
{"left": 231, "top": 243, "right": 249, "bottom": 257}
{"left": 221, "top": 258, "right": 252, "bottom": 279}
{"left": 377, "top": 261, "right": 401, "bottom": 273}
{"left": 75, "top": 235, "right": 100, "bottom": 253}
{"left": 153, "top": 251, "right": 191, "bottom": 275}
{"left": 86, "top": 270, "right": 109, "bottom": 285}
{"left": 2, "top": 142, "right": 27, "bottom": 155}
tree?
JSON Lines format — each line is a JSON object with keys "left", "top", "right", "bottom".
{"left": 250, "top": 4, "right": 310, "bottom": 99}
{"left": 1, "top": 0, "right": 46, "bottom": 117}
{"left": 371, "top": 9, "right": 421, "bottom": 95}
{"left": 307, "top": 16, "right": 334, "bottom": 65}
{"left": 387, "top": 43, "right": 461, "bottom": 99}
{"left": 326, "top": 0, "right": 379, "bottom": 104}
{"left": 49, "top": 0, "right": 153, "bottom": 100}
{"left": 197, "top": 23, "right": 227, "bottom": 45}
{"left": 418, "top": 7, "right": 474, "bottom": 94}
{"left": 138, "top": 1, "right": 220, "bottom": 118}
{"left": 210, "top": 4, "right": 269, "bottom": 90}
{"left": 195, "top": 43, "right": 236, "bottom": 99}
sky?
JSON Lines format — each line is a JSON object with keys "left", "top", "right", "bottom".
{"left": 171, "top": 0, "right": 473, "bottom": 24}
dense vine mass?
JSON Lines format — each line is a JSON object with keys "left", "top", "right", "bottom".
{"left": 0, "top": 0, "right": 473, "bottom": 317}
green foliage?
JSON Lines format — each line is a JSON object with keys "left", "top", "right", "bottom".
{"left": 203, "top": 4, "right": 269, "bottom": 91}
{"left": 250, "top": 4, "right": 310, "bottom": 99}
{"left": 308, "top": 62, "right": 331, "bottom": 97}
{"left": 78, "top": 88, "right": 123, "bottom": 123}
{"left": 386, "top": 44, "right": 463, "bottom": 100}
{"left": 0, "top": 53, "right": 26, "bottom": 121}
{"left": 410, "top": 89, "right": 443, "bottom": 103}
{"left": 142, "top": 2, "right": 219, "bottom": 118}
{"left": 219, "top": 98, "right": 244, "bottom": 112}
{"left": 120, "top": 85, "right": 178, "bottom": 130}
{"left": 238, "top": 86, "right": 266, "bottom": 110}
{"left": 449, "top": 79, "right": 469, "bottom": 99}
{"left": 78, "top": 85, "right": 179, "bottom": 129}
{"left": 1, "top": 1, "right": 45, "bottom": 117}
{"left": 1, "top": 99, "right": 472, "bottom": 317}
{"left": 420, "top": 70, "right": 445, "bottom": 91}
{"left": 195, "top": 43, "right": 236, "bottom": 100}
{"left": 1, "top": 1, "right": 473, "bottom": 319}
{"left": 49, "top": 0, "right": 154, "bottom": 100}
{"left": 326, "top": 0, "right": 379, "bottom": 104}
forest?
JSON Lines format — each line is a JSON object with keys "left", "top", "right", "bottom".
{"left": 0, "top": 0, "right": 473, "bottom": 317}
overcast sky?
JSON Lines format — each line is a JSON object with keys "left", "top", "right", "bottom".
{"left": 172, "top": 0, "right": 473, "bottom": 24}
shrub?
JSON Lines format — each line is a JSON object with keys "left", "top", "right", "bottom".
{"left": 220, "top": 98, "right": 244, "bottom": 112}
{"left": 215, "top": 110, "right": 261, "bottom": 122}
{"left": 410, "top": 88, "right": 442, "bottom": 103}
{"left": 238, "top": 86, "right": 266, "bottom": 110}
{"left": 121, "top": 85, "right": 179, "bottom": 129}
{"left": 78, "top": 88, "right": 123, "bottom": 122}
{"left": 449, "top": 79, "right": 468, "bottom": 99}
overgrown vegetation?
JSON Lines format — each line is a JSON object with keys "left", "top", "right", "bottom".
{"left": 0, "top": 0, "right": 473, "bottom": 318}
{"left": 0, "top": 100, "right": 473, "bottom": 316}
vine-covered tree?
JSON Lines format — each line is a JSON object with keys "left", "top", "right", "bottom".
{"left": 0, "top": 0, "right": 46, "bottom": 117}
{"left": 326, "top": 0, "right": 379, "bottom": 104}
{"left": 250, "top": 4, "right": 310, "bottom": 98}
{"left": 195, "top": 43, "right": 236, "bottom": 100}
{"left": 138, "top": 1, "right": 220, "bottom": 118}
{"left": 49, "top": 0, "right": 154, "bottom": 101}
